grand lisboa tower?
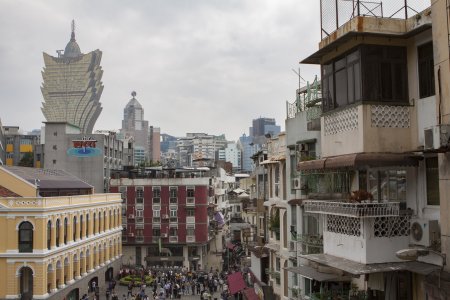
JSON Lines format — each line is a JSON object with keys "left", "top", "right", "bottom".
{"left": 41, "top": 21, "right": 103, "bottom": 133}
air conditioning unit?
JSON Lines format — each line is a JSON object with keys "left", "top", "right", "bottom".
{"left": 128, "top": 214, "right": 135, "bottom": 219}
{"left": 128, "top": 232, "right": 134, "bottom": 237}
{"left": 162, "top": 214, "right": 169, "bottom": 219}
{"left": 424, "top": 125, "right": 450, "bottom": 151}
{"left": 161, "top": 233, "right": 168, "bottom": 238}
{"left": 410, "top": 219, "right": 440, "bottom": 247}
{"left": 292, "top": 177, "right": 302, "bottom": 190}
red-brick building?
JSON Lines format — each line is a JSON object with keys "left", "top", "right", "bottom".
{"left": 110, "top": 176, "right": 215, "bottom": 270}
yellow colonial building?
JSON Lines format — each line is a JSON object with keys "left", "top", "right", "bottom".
{"left": 0, "top": 166, "right": 123, "bottom": 300}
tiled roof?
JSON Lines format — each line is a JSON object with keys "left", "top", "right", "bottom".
{"left": 0, "top": 185, "right": 20, "bottom": 197}
{"left": 1, "top": 166, "right": 93, "bottom": 190}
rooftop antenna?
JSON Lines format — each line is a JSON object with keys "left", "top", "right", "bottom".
{"left": 70, "top": 19, "right": 76, "bottom": 41}
{"left": 292, "top": 68, "right": 306, "bottom": 91}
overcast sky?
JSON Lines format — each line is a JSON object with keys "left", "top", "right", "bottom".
{"left": 0, "top": 0, "right": 320, "bottom": 141}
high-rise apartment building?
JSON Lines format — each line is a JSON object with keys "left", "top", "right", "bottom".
{"left": 41, "top": 21, "right": 103, "bottom": 134}
{"left": 149, "top": 126, "right": 161, "bottom": 162}
{"left": 120, "top": 92, "right": 149, "bottom": 165}
{"left": 3, "top": 126, "right": 40, "bottom": 167}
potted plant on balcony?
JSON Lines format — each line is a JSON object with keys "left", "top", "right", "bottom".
{"left": 348, "top": 190, "right": 373, "bottom": 203}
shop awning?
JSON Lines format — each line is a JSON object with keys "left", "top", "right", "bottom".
{"left": 228, "top": 271, "right": 247, "bottom": 295}
{"left": 243, "top": 288, "right": 260, "bottom": 300}
{"left": 300, "top": 253, "right": 441, "bottom": 275}
{"left": 285, "top": 265, "right": 350, "bottom": 282}
{"left": 298, "top": 153, "right": 420, "bottom": 171}
{"left": 297, "top": 158, "right": 326, "bottom": 171}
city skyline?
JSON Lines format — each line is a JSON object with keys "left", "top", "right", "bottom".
{"left": 0, "top": 0, "right": 320, "bottom": 141}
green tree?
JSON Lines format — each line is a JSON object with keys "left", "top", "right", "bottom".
{"left": 18, "top": 152, "right": 34, "bottom": 167}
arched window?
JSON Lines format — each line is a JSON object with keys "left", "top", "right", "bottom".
{"left": 86, "top": 214, "right": 89, "bottom": 237}
{"left": 80, "top": 215, "right": 83, "bottom": 240}
{"left": 93, "top": 213, "right": 96, "bottom": 235}
{"left": 20, "top": 267, "right": 33, "bottom": 300}
{"left": 64, "top": 218, "right": 68, "bottom": 245}
{"left": 47, "top": 220, "right": 52, "bottom": 250}
{"left": 73, "top": 216, "right": 77, "bottom": 241}
{"left": 18, "top": 222, "right": 33, "bottom": 253}
{"left": 55, "top": 219, "right": 60, "bottom": 247}
{"left": 103, "top": 211, "right": 106, "bottom": 232}
{"left": 98, "top": 213, "right": 102, "bottom": 233}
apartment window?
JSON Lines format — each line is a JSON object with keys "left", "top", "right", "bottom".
{"left": 187, "top": 187, "right": 195, "bottom": 197}
{"left": 367, "top": 169, "right": 406, "bottom": 202}
{"left": 52, "top": 159, "right": 56, "bottom": 165}
{"left": 136, "top": 187, "right": 144, "bottom": 205}
{"left": 187, "top": 225, "right": 195, "bottom": 236}
{"left": 170, "top": 187, "right": 177, "bottom": 198}
{"left": 119, "top": 187, "right": 127, "bottom": 203}
{"left": 153, "top": 228, "right": 161, "bottom": 237}
{"left": 153, "top": 187, "right": 161, "bottom": 204}
{"left": 136, "top": 209, "right": 144, "bottom": 217}
{"left": 322, "top": 45, "right": 407, "bottom": 112}
{"left": 18, "top": 222, "right": 33, "bottom": 253}
{"left": 426, "top": 157, "right": 440, "bottom": 206}
{"left": 418, "top": 42, "right": 435, "bottom": 98}
{"left": 186, "top": 208, "right": 195, "bottom": 217}
{"left": 53, "top": 131, "right": 57, "bottom": 136}
{"left": 169, "top": 227, "right": 178, "bottom": 236}
{"left": 52, "top": 145, "right": 57, "bottom": 150}
{"left": 170, "top": 209, "right": 177, "bottom": 218}
{"left": 153, "top": 210, "right": 160, "bottom": 218}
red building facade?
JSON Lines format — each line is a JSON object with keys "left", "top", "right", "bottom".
{"left": 110, "top": 177, "right": 212, "bottom": 270}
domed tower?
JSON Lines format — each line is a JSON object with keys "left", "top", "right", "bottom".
{"left": 41, "top": 20, "right": 103, "bottom": 133}
{"left": 121, "top": 92, "right": 149, "bottom": 164}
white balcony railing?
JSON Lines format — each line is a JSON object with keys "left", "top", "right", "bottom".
{"left": 135, "top": 223, "right": 144, "bottom": 229}
{"left": 186, "top": 216, "right": 195, "bottom": 223}
{"left": 169, "top": 236, "right": 178, "bottom": 243}
{"left": 303, "top": 200, "right": 400, "bottom": 218}
{"left": 186, "top": 236, "right": 195, "bottom": 243}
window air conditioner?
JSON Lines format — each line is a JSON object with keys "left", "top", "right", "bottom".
{"left": 292, "top": 177, "right": 302, "bottom": 190}
{"left": 410, "top": 218, "right": 440, "bottom": 247}
{"left": 424, "top": 125, "right": 450, "bottom": 151}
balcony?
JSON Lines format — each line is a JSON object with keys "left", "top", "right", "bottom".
{"left": 186, "top": 197, "right": 195, "bottom": 206}
{"left": 169, "top": 217, "right": 178, "bottom": 223}
{"left": 169, "top": 236, "right": 178, "bottom": 243}
{"left": 186, "top": 216, "right": 195, "bottom": 223}
{"left": 135, "top": 223, "right": 144, "bottom": 229}
{"left": 136, "top": 236, "right": 144, "bottom": 243}
{"left": 170, "top": 197, "right": 177, "bottom": 204}
{"left": 303, "top": 200, "right": 412, "bottom": 264}
{"left": 303, "top": 200, "right": 400, "bottom": 218}
{"left": 186, "top": 236, "right": 195, "bottom": 243}
{"left": 152, "top": 236, "right": 160, "bottom": 243}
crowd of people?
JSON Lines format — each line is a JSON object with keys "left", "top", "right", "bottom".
{"left": 110, "top": 267, "right": 233, "bottom": 300}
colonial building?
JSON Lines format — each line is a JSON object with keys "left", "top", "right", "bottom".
{"left": 0, "top": 165, "right": 122, "bottom": 300}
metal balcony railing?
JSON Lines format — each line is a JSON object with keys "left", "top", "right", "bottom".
{"left": 186, "top": 236, "right": 195, "bottom": 243}
{"left": 169, "top": 236, "right": 178, "bottom": 243}
{"left": 303, "top": 200, "right": 400, "bottom": 218}
{"left": 186, "top": 197, "right": 195, "bottom": 206}
{"left": 320, "top": 0, "right": 431, "bottom": 39}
